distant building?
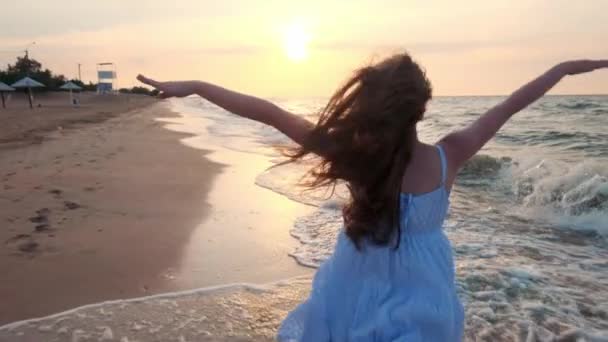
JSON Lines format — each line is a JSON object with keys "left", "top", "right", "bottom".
{"left": 97, "top": 63, "right": 117, "bottom": 94}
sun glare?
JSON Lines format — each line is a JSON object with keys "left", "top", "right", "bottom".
{"left": 283, "top": 22, "right": 310, "bottom": 62}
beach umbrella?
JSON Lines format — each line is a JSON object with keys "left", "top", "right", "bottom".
{"left": 0, "top": 81, "right": 15, "bottom": 109}
{"left": 11, "top": 77, "right": 45, "bottom": 109}
{"left": 60, "top": 81, "right": 83, "bottom": 106}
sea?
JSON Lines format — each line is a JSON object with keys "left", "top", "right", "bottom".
{"left": 2, "top": 95, "right": 607, "bottom": 341}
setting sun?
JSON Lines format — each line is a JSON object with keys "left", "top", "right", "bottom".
{"left": 282, "top": 22, "right": 310, "bottom": 62}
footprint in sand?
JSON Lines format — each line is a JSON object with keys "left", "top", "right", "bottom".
{"left": 49, "top": 189, "right": 63, "bottom": 196}
{"left": 64, "top": 201, "right": 81, "bottom": 210}
{"left": 29, "top": 214, "right": 48, "bottom": 224}
{"left": 30, "top": 208, "right": 51, "bottom": 233}
{"left": 6, "top": 234, "right": 40, "bottom": 254}
{"left": 5, "top": 234, "right": 30, "bottom": 244}
{"left": 35, "top": 224, "right": 50, "bottom": 232}
{"left": 18, "top": 241, "right": 39, "bottom": 253}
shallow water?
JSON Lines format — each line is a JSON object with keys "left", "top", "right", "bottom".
{"left": 171, "top": 95, "right": 608, "bottom": 340}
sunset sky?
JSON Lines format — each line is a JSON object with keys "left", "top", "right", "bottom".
{"left": 0, "top": 0, "right": 606, "bottom": 97}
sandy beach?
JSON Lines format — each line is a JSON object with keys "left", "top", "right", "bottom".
{"left": 0, "top": 92, "right": 311, "bottom": 327}
{"left": 0, "top": 92, "right": 226, "bottom": 324}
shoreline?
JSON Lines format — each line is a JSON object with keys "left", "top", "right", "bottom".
{"left": 1, "top": 93, "right": 312, "bottom": 327}
{"left": 0, "top": 275, "right": 312, "bottom": 332}
{"left": 157, "top": 101, "right": 313, "bottom": 290}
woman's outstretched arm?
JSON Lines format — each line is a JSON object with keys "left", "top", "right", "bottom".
{"left": 137, "top": 75, "right": 314, "bottom": 146}
{"left": 440, "top": 60, "right": 608, "bottom": 173}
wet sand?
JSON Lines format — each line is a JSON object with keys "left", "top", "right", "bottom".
{"left": 0, "top": 93, "right": 223, "bottom": 324}
{"left": 159, "top": 113, "right": 314, "bottom": 290}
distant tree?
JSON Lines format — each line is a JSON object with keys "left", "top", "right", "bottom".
{"left": 0, "top": 56, "right": 68, "bottom": 91}
{"left": 7, "top": 56, "right": 42, "bottom": 75}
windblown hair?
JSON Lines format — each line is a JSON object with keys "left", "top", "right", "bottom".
{"left": 287, "top": 53, "right": 432, "bottom": 248}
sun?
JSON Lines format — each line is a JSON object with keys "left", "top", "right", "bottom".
{"left": 283, "top": 22, "right": 310, "bottom": 62}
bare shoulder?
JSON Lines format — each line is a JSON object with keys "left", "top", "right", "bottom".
{"left": 401, "top": 143, "right": 446, "bottom": 194}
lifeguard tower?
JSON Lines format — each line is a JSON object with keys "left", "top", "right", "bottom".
{"left": 97, "top": 62, "right": 117, "bottom": 94}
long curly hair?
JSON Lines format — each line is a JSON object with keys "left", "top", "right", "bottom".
{"left": 286, "top": 53, "right": 432, "bottom": 248}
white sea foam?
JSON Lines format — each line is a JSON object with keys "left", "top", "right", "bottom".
{"left": 508, "top": 157, "right": 608, "bottom": 234}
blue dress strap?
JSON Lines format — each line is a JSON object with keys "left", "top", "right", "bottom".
{"left": 436, "top": 145, "right": 447, "bottom": 185}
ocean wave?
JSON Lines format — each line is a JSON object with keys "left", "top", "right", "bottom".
{"left": 556, "top": 101, "right": 604, "bottom": 110}
{"left": 592, "top": 108, "right": 608, "bottom": 115}
{"left": 509, "top": 158, "right": 608, "bottom": 233}
{"left": 497, "top": 130, "right": 608, "bottom": 152}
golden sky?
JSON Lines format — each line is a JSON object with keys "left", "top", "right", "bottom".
{"left": 0, "top": 0, "right": 606, "bottom": 97}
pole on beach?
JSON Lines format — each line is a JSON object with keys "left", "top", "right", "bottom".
{"left": 1, "top": 92, "right": 5, "bottom": 109}
{"left": 27, "top": 88, "right": 33, "bottom": 109}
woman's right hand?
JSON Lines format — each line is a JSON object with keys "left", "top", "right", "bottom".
{"left": 136, "top": 75, "right": 196, "bottom": 98}
{"left": 556, "top": 60, "right": 608, "bottom": 75}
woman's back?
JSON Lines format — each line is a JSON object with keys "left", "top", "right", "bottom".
{"left": 400, "top": 143, "right": 448, "bottom": 195}
{"left": 278, "top": 145, "right": 464, "bottom": 341}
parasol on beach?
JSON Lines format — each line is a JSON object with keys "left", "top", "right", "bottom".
{"left": 11, "top": 77, "right": 45, "bottom": 109}
{"left": 0, "top": 81, "right": 15, "bottom": 109}
{"left": 60, "top": 81, "right": 83, "bottom": 106}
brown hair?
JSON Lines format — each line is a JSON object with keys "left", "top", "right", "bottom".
{"left": 287, "top": 53, "right": 432, "bottom": 248}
